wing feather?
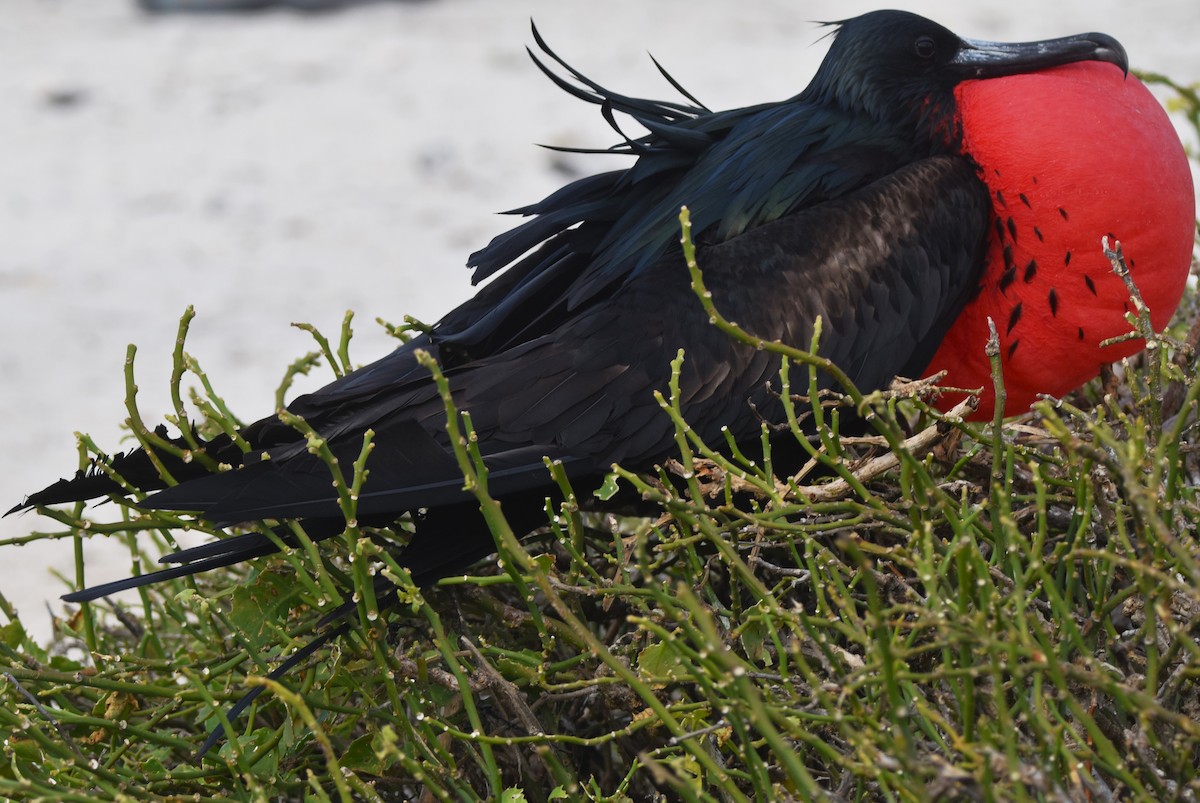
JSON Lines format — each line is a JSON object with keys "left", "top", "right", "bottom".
{"left": 142, "top": 155, "right": 989, "bottom": 524}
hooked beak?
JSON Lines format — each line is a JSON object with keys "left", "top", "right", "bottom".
{"left": 953, "top": 32, "right": 1129, "bottom": 79}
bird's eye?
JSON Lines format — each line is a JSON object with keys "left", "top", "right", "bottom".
{"left": 914, "top": 36, "right": 937, "bottom": 59}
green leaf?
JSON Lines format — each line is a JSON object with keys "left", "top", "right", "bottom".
{"left": 341, "top": 732, "right": 386, "bottom": 775}
{"left": 593, "top": 471, "right": 621, "bottom": 501}
{"left": 228, "top": 569, "right": 298, "bottom": 651}
{"left": 0, "top": 619, "right": 26, "bottom": 649}
{"left": 637, "top": 641, "right": 690, "bottom": 686}
{"left": 737, "top": 602, "right": 773, "bottom": 667}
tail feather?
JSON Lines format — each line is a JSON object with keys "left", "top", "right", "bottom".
{"left": 157, "top": 531, "right": 279, "bottom": 565}
{"left": 61, "top": 539, "right": 281, "bottom": 603}
{"left": 60, "top": 494, "right": 535, "bottom": 603}
{"left": 159, "top": 517, "right": 356, "bottom": 565}
{"left": 7, "top": 426, "right": 247, "bottom": 515}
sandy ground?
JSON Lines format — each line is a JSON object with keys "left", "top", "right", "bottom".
{"left": 2, "top": 0, "right": 1197, "bottom": 641}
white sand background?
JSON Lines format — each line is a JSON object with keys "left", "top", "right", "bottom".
{"left": 2, "top": 0, "right": 1197, "bottom": 641}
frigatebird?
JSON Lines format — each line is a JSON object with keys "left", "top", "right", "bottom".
{"left": 10, "top": 11, "right": 1193, "bottom": 629}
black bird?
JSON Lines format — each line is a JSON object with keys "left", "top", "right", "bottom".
{"left": 12, "top": 13, "right": 1140, "bottom": 598}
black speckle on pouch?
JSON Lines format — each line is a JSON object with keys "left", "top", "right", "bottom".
{"left": 999, "top": 266, "right": 1017, "bottom": 294}
{"left": 1008, "top": 339, "right": 1020, "bottom": 359}
{"left": 1048, "top": 288, "right": 1058, "bottom": 317}
{"left": 1085, "top": 275, "right": 1097, "bottom": 295}
{"left": 1058, "top": 207, "right": 1069, "bottom": 220}
{"left": 1023, "top": 260, "right": 1038, "bottom": 283}
{"left": 1006, "top": 217, "right": 1018, "bottom": 241}
{"left": 1033, "top": 226, "right": 1044, "bottom": 242}
{"left": 1019, "top": 192, "right": 1031, "bottom": 208}
{"left": 1007, "top": 302, "right": 1023, "bottom": 335}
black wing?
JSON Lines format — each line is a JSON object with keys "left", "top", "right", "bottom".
{"left": 143, "top": 155, "right": 990, "bottom": 523}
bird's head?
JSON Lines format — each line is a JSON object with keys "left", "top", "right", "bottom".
{"left": 802, "top": 10, "right": 1128, "bottom": 146}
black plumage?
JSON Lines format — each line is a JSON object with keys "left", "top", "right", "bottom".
{"left": 11, "top": 10, "right": 1128, "bottom": 603}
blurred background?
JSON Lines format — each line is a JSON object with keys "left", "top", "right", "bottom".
{"left": 2, "top": 0, "right": 1197, "bottom": 639}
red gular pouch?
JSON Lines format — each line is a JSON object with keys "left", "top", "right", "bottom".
{"left": 928, "top": 61, "right": 1195, "bottom": 419}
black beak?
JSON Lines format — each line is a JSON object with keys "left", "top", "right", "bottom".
{"left": 952, "top": 32, "right": 1129, "bottom": 79}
